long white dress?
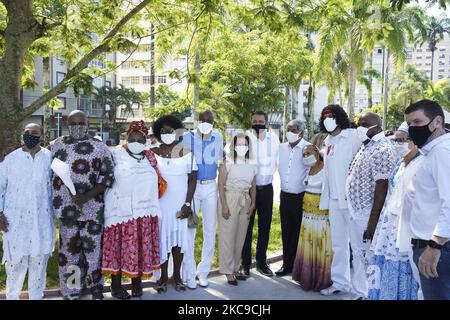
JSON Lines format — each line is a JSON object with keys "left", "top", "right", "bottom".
{"left": 156, "top": 153, "right": 197, "bottom": 264}
{"left": 0, "top": 148, "right": 55, "bottom": 265}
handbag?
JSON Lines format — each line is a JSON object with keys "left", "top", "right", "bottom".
{"left": 187, "top": 139, "right": 199, "bottom": 229}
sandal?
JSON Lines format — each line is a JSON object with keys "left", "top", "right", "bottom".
{"left": 154, "top": 280, "right": 168, "bottom": 294}
{"left": 131, "top": 285, "right": 143, "bottom": 298}
{"left": 174, "top": 281, "right": 186, "bottom": 292}
{"left": 111, "top": 287, "right": 131, "bottom": 300}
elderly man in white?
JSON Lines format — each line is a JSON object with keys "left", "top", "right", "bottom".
{"left": 0, "top": 123, "right": 55, "bottom": 300}
{"left": 276, "top": 119, "right": 311, "bottom": 276}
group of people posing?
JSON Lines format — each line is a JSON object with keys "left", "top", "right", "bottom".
{"left": 0, "top": 99, "right": 449, "bottom": 300}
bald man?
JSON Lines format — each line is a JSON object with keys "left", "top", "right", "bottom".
{"left": 50, "top": 110, "right": 114, "bottom": 300}
{"left": 345, "top": 112, "right": 398, "bottom": 299}
{"left": 0, "top": 123, "right": 55, "bottom": 300}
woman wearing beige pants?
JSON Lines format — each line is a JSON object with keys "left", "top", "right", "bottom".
{"left": 218, "top": 133, "right": 257, "bottom": 285}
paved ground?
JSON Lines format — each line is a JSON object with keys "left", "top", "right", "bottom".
{"left": 47, "top": 260, "right": 346, "bottom": 300}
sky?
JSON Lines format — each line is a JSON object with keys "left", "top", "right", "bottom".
{"left": 421, "top": 1, "right": 450, "bottom": 17}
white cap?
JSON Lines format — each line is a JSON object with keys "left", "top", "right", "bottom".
{"left": 94, "top": 135, "right": 103, "bottom": 142}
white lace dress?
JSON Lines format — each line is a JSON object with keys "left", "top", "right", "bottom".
{"left": 0, "top": 148, "right": 55, "bottom": 265}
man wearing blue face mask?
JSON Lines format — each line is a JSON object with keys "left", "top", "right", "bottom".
{"left": 50, "top": 110, "right": 115, "bottom": 300}
{"left": 345, "top": 112, "right": 398, "bottom": 300}
{"left": 0, "top": 123, "right": 55, "bottom": 300}
{"left": 405, "top": 99, "right": 450, "bottom": 300}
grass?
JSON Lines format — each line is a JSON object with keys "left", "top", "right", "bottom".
{"left": 0, "top": 204, "right": 282, "bottom": 291}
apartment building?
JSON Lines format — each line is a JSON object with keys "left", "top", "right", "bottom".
{"left": 23, "top": 54, "right": 117, "bottom": 142}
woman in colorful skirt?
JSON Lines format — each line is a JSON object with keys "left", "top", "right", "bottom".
{"left": 366, "top": 123, "right": 423, "bottom": 300}
{"left": 292, "top": 135, "right": 333, "bottom": 292}
{"left": 102, "top": 121, "right": 163, "bottom": 299}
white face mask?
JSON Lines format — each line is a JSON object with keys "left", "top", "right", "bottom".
{"left": 357, "top": 125, "right": 377, "bottom": 142}
{"left": 286, "top": 131, "right": 301, "bottom": 144}
{"left": 235, "top": 145, "right": 249, "bottom": 157}
{"left": 198, "top": 122, "right": 213, "bottom": 135}
{"left": 303, "top": 155, "right": 317, "bottom": 167}
{"left": 394, "top": 142, "right": 411, "bottom": 158}
{"left": 127, "top": 142, "right": 146, "bottom": 155}
{"left": 161, "top": 133, "right": 176, "bottom": 145}
{"left": 323, "top": 117, "right": 338, "bottom": 133}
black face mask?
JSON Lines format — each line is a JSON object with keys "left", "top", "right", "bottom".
{"left": 408, "top": 118, "right": 436, "bottom": 148}
{"left": 23, "top": 133, "right": 41, "bottom": 149}
{"left": 252, "top": 124, "right": 266, "bottom": 134}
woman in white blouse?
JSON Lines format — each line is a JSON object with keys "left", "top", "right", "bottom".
{"left": 102, "top": 121, "right": 162, "bottom": 299}
{"left": 292, "top": 134, "right": 333, "bottom": 292}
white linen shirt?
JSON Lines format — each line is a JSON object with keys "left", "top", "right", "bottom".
{"left": 319, "top": 128, "right": 362, "bottom": 210}
{"left": 0, "top": 148, "right": 55, "bottom": 265}
{"left": 249, "top": 130, "right": 280, "bottom": 186}
{"left": 410, "top": 133, "right": 450, "bottom": 240}
{"left": 278, "top": 139, "right": 310, "bottom": 194}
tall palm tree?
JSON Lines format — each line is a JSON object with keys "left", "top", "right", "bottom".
{"left": 418, "top": 15, "right": 450, "bottom": 81}
{"left": 316, "top": 0, "right": 425, "bottom": 122}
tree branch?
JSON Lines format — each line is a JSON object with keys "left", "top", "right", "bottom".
{"left": 20, "top": 0, "right": 153, "bottom": 119}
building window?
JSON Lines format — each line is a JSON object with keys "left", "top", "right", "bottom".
{"left": 416, "top": 56, "right": 422, "bottom": 59}
{"left": 143, "top": 76, "right": 151, "bottom": 84}
{"left": 58, "top": 97, "right": 66, "bottom": 109}
{"left": 438, "top": 75, "right": 444, "bottom": 79}
{"left": 56, "top": 72, "right": 66, "bottom": 84}
{"left": 157, "top": 75, "right": 167, "bottom": 84}
{"left": 439, "top": 48, "right": 446, "bottom": 52}
{"left": 105, "top": 81, "right": 111, "bottom": 87}
{"left": 121, "top": 76, "right": 140, "bottom": 86}
{"left": 416, "top": 49, "right": 423, "bottom": 52}
{"left": 439, "top": 54, "right": 445, "bottom": 59}
{"left": 121, "top": 60, "right": 150, "bottom": 69}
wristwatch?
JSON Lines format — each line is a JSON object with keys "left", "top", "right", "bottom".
{"left": 184, "top": 202, "right": 191, "bottom": 207}
{"left": 428, "top": 240, "right": 444, "bottom": 250}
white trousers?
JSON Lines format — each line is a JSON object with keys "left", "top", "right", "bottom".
{"left": 349, "top": 214, "right": 370, "bottom": 298}
{"left": 328, "top": 199, "right": 352, "bottom": 292}
{"left": 5, "top": 254, "right": 49, "bottom": 300}
{"left": 183, "top": 182, "right": 218, "bottom": 282}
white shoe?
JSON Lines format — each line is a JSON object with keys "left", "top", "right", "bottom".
{"left": 320, "top": 286, "right": 347, "bottom": 296}
{"left": 198, "top": 276, "right": 209, "bottom": 288}
{"left": 186, "top": 279, "right": 197, "bottom": 290}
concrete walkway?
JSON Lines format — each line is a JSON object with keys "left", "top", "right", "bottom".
{"left": 47, "top": 260, "right": 346, "bottom": 300}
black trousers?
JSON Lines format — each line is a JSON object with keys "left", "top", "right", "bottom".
{"left": 279, "top": 191, "right": 304, "bottom": 270}
{"left": 241, "top": 184, "right": 274, "bottom": 268}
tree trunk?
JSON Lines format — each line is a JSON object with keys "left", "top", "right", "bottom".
{"left": 282, "top": 86, "right": 289, "bottom": 142}
{"left": 192, "top": 47, "right": 200, "bottom": 120}
{"left": 368, "top": 54, "right": 373, "bottom": 109}
{"left": 306, "top": 73, "right": 315, "bottom": 137}
{"left": 150, "top": 23, "right": 156, "bottom": 107}
{"left": 430, "top": 49, "right": 435, "bottom": 82}
{"left": 382, "top": 48, "right": 390, "bottom": 130}
{"left": 347, "top": 61, "right": 357, "bottom": 121}
{"left": 0, "top": 0, "right": 40, "bottom": 155}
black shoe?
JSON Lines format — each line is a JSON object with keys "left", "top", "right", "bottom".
{"left": 235, "top": 273, "right": 248, "bottom": 281}
{"left": 275, "top": 266, "right": 292, "bottom": 277}
{"left": 228, "top": 279, "right": 238, "bottom": 286}
{"left": 240, "top": 266, "right": 250, "bottom": 277}
{"left": 256, "top": 264, "right": 273, "bottom": 277}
